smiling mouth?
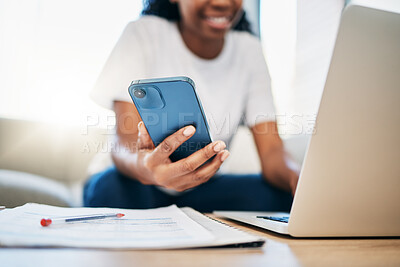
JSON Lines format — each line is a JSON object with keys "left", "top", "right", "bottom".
{"left": 205, "top": 16, "right": 232, "bottom": 30}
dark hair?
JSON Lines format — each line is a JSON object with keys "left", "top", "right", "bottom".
{"left": 141, "top": 0, "right": 253, "bottom": 34}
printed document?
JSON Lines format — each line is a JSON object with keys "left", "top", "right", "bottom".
{"left": 0, "top": 203, "right": 214, "bottom": 249}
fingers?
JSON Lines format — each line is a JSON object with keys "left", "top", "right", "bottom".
{"left": 171, "top": 150, "right": 230, "bottom": 191}
{"left": 167, "top": 140, "right": 227, "bottom": 177}
{"left": 148, "top": 125, "right": 196, "bottom": 163}
{"left": 137, "top": 121, "right": 154, "bottom": 149}
{"left": 138, "top": 123, "right": 231, "bottom": 191}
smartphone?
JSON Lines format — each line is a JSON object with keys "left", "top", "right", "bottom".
{"left": 128, "top": 76, "right": 213, "bottom": 162}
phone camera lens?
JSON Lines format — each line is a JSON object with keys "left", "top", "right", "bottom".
{"left": 134, "top": 89, "right": 146, "bottom": 98}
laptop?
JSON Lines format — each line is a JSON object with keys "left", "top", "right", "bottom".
{"left": 214, "top": 0, "right": 400, "bottom": 237}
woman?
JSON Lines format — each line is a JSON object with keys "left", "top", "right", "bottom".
{"left": 84, "top": 0, "right": 299, "bottom": 212}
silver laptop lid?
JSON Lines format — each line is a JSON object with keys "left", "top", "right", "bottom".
{"left": 289, "top": 0, "right": 400, "bottom": 237}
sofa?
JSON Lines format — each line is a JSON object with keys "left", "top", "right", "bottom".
{"left": 0, "top": 117, "right": 309, "bottom": 208}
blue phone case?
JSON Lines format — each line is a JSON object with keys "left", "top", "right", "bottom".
{"left": 128, "top": 76, "right": 213, "bottom": 162}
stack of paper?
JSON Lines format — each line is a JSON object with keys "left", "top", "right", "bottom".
{"left": 0, "top": 203, "right": 264, "bottom": 249}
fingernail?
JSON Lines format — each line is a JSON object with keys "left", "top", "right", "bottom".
{"left": 221, "top": 151, "right": 230, "bottom": 162}
{"left": 138, "top": 121, "right": 143, "bottom": 132}
{"left": 213, "top": 141, "right": 226, "bottom": 152}
{"left": 183, "top": 126, "right": 195, "bottom": 136}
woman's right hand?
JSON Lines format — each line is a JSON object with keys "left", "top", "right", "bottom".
{"left": 132, "top": 121, "right": 230, "bottom": 192}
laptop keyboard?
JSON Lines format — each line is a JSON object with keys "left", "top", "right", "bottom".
{"left": 256, "top": 216, "right": 290, "bottom": 223}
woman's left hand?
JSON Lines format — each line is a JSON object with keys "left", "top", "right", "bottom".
{"left": 252, "top": 121, "right": 300, "bottom": 195}
{"left": 261, "top": 151, "right": 300, "bottom": 195}
{"left": 285, "top": 159, "right": 300, "bottom": 195}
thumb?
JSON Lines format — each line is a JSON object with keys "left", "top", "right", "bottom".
{"left": 137, "top": 121, "right": 154, "bottom": 149}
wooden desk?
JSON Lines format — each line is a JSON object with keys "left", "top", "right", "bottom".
{"left": 1, "top": 215, "right": 399, "bottom": 267}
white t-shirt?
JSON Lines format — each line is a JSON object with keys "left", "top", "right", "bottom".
{"left": 91, "top": 15, "right": 275, "bottom": 149}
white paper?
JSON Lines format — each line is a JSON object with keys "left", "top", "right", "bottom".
{"left": 0, "top": 203, "right": 215, "bottom": 249}
{"left": 181, "top": 207, "right": 264, "bottom": 246}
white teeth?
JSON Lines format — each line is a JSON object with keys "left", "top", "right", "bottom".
{"left": 207, "top": 16, "right": 229, "bottom": 24}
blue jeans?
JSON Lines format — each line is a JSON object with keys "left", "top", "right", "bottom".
{"left": 83, "top": 167, "right": 293, "bottom": 213}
